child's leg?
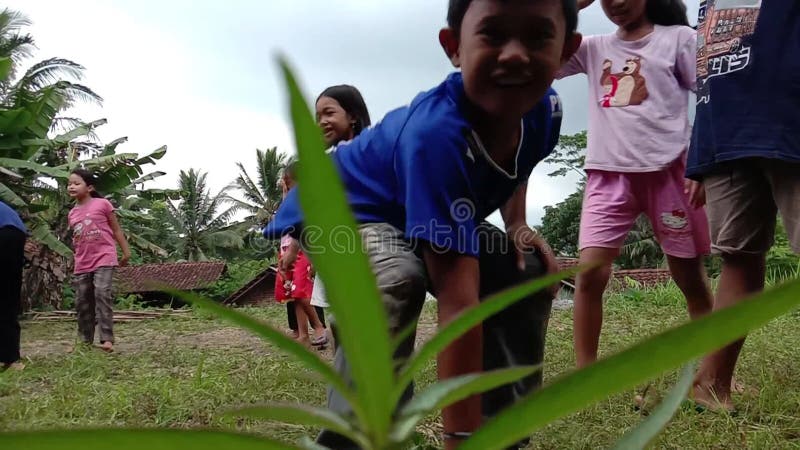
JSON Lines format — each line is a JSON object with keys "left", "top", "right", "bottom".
{"left": 294, "top": 302, "right": 310, "bottom": 342}
{"left": 315, "top": 306, "right": 326, "bottom": 328}
{"left": 665, "top": 256, "right": 712, "bottom": 319}
{"left": 575, "top": 170, "right": 639, "bottom": 367}
{"left": 642, "top": 156, "right": 714, "bottom": 320}
{"left": 693, "top": 164, "right": 771, "bottom": 409}
{"left": 0, "top": 227, "right": 25, "bottom": 365}
{"left": 73, "top": 271, "right": 96, "bottom": 345}
{"left": 286, "top": 301, "right": 298, "bottom": 336}
{"left": 296, "top": 297, "right": 326, "bottom": 338}
{"left": 477, "top": 223, "right": 551, "bottom": 424}
{"left": 317, "top": 223, "right": 426, "bottom": 450}
{"left": 93, "top": 267, "right": 115, "bottom": 349}
{"left": 574, "top": 248, "right": 617, "bottom": 367}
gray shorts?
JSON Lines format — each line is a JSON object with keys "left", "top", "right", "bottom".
{"left": 704, "top": 158, "right": 800, "bottom": 256}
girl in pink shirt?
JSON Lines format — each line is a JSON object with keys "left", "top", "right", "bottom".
{"left": 558, "top": 0, "right": 714, "bottom": 367}
{"left": 68, "top": 169, "right": 130, "bottom": 353}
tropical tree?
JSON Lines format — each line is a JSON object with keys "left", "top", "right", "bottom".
{"left": 0, "top": 8, "right": 172, "bottom": 308}
{"left": 230, "top": 147, "right": 287, "bottom": 227}
{"left": 165, "top": 169, "right": 243, "bottom": 261}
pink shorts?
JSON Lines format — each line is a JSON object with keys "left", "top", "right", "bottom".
{"left": 579, "top": 157, "right": 711, "bottom": 258}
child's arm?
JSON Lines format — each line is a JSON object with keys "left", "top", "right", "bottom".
{"left": 676, "top": 28, "right": 698, "bottom": 93}
{"left": 501, "top": 183, "right": 560, "bottom": 296}
{"left": 422, "top": 247, "right": 482, "bottom": 450}
{"left": 108, "top": 210, "right": 131, "bottom": 267}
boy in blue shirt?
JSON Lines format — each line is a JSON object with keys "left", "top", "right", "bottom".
{"left": 0, "top": 201, "right": 27, "bottom": 371}
{"left": 265, "top": 0, "right": 581, "bottom": 446}
{"left": 687, "top": 0, "right": 800, "bottom": 412}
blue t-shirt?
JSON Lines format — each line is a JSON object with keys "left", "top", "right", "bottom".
{"left": 264, "top": 73, "right": 562, "bottom": 257}
{"left": 0, "top": 201, "right": 26, "bottom": 233}
{"left": 687, "top": 0, "right": 800, "bottom": 178}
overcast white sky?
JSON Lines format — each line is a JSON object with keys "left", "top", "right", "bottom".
{"left": 9, "top": 0, "right": 699, "bottom": 225}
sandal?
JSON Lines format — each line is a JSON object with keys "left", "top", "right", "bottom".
{"left": 311, "top": 335, "right": 329, "bottom": 347}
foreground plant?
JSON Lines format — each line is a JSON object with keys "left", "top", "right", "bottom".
{"left": 3, "top": 56, "right": 800, "bottom": 450}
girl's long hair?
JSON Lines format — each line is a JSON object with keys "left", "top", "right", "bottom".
{"left": 647, "top": 0, "right": 690, "bottom": 27}
{"left": 70, "top": 168, "right": 104, "bottom": 199}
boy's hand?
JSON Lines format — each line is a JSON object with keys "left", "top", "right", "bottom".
{"left": 507, "top": 225, "right": 561, "bottom": 298}
{"left": 684, "top": 179, "right": 706, "bottom": 208}
{"left": 119, "top": 253, "right": 130, "bottom": 267}
{"left": 578, "top": 0, "right": 595, "bottom": 10}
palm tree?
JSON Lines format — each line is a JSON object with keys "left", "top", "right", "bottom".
{"left": 230, "top": 147, "right": 287, "bottom": 228}
{"left": 166, "top": 169, "right": 243, "bottom": 261}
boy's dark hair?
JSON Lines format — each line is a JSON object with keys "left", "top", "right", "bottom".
{"left": 71, "top": 168, "right": 104, "bottom": 199}
{"left": 646, "top": 0, "right": 690, "bottom": 27}
{"left": 283, "top": 160, "right": 298, "bottom": 183}
{"left": 316, "top": 85, "right": 372, "bottom": 138}
{"left": 447, "top": 0, "right": 579, "bottom": 36}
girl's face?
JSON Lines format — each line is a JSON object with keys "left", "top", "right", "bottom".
{"left": 601, "top": 0, "right": 648, "bottom": 28}
{"left": 316, "top": 96, "right": 355, "bottom": 146}
{"left": 67, "top": 174, "right": 92, "bottom": 199}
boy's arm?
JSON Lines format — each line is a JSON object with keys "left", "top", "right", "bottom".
{"left": 422, "top": 247, "right": 482, "bottom": 449}
{"left": 108, "top": 210, "right": 131, "bottom": 267}
{"left": 500, "top": 183, "right": 560, "bottom": 296}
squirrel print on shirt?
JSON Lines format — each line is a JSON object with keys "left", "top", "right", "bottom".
{"left": 600, "top": 57, "right": 649, "bottom": 107}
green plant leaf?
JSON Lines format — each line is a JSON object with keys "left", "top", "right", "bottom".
{"left": 0, "top": 158, "right": 69, "bottom": 178}
{"left": 611, "top": 363, "right": 695, "bottom": 450}
{"left": 224, "top": 404, "right": 367, "bottom": 448}
{"left": 29, "top": 220, "right": 73, "bottom": 257}
{"left": 0, "top": 57, "right": 12, "bottom": 81}
{"left": 0, "top": 429, "right": 300, "bottom": 450}
{"left": 0, "top": 181, "right": 27, "bottom": 208}
{"left": 391, "top": 366, "right": 541, "bottom": 445}
{"left": 278, "top": 55, "right": 394, "bottom": 441}
{"left": 163, "top": 289, "right": 357, "bottom": 412}
{"left": 395, "top": 267, "right": 583, "bottom": 402}
{"left": 462, "top": 278, "right": 800, "bottom": 449}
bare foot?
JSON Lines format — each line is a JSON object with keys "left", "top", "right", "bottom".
{"left": 692, "top": 383, "right": 735, "bottom": 413}
{"left": 1, "top": 361, "right": 25, "bottom": 372}
{"left": 296, "top": 336, "right": 311, "bottom": 347}
{"left": 100, "top": 341, "right": 114, "bottom": 353}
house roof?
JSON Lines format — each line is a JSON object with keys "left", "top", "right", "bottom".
{"left": 224, "top": 266, "right": 277, "bottom": 305}
{"left": 115, "top": 261, "right": 227, "bottom": 294}
{"left": 557, "top": 257, "right": 672, "bottom": 287}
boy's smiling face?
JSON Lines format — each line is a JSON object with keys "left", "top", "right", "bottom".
{"left": 441, "top": 0, "right": 580, "bottom": 119}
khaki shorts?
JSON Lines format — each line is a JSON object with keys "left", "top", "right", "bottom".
{"left": 704, "top": 159, "right": 800, "bottom": 255}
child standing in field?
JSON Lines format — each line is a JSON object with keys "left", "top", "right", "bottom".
{"left": 557, "top": 0, "right": 714, "bottom": 367}
{"left": 275, "top": 165, "right": 328, "bottom": 347}
{"left": 689, "top": 0, "right": 800, "bottom": 412}
{"left": 310, "top": 85, "right": 372, "bottom": 321}
{"left": 265, "top": 1, "right": 580, "bottom": 447}
{"left": 67, "top": 169, "right": 131, "bottom": 353}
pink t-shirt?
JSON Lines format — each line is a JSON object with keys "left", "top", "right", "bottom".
{"left": 69, "top": 198, "right": 119, "bottom": 274}
{"left": 557, "top": 25, "right": 696, "bottom": 172}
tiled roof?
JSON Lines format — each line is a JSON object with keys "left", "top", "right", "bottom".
{"left": 224, "top": 266, "right": 277, "bottom": 305}
{"left": 115, "top": 261, "right": 227, "bottom": 293}
{"left": 557, "top": 257, "right": 672, "bottom": 287}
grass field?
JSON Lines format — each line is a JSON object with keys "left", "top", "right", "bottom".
{"left": 2, "top": 283, "right": 800, "bottom": 449}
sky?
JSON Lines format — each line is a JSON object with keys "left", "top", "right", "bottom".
{"left": 9, "top": 0, "right": 700, "bottom": 226}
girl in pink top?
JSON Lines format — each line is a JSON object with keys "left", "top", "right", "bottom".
{"left": 68, "top": 169, "right": 130, "bottom": 353}
{"left": 558, "top": 0, "right": 714, "bottom": 367}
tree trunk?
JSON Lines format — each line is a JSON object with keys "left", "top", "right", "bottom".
{"left": 21, "top": 240, "right": 69, "bottom": 311}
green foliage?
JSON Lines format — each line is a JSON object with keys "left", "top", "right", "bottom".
{"left": 539, "top": 186, "right": 583, "bottom": 257}
{"left": 230, "top": 147, "right": 287, "bottom": 228}
{"left": 165, "top": 169, "right": 243, "bottom": 262}
{"left": 544, "top": 130, "right": 587, "bottom": 180}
